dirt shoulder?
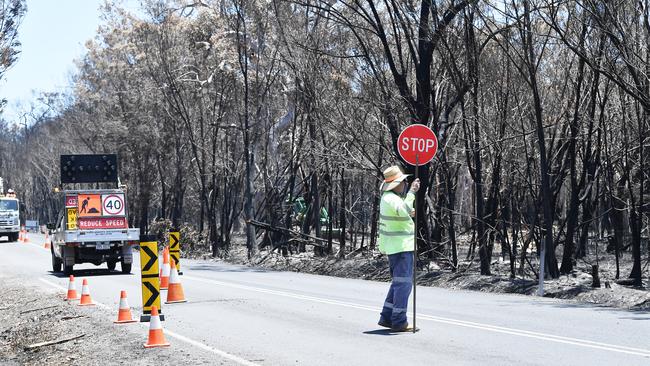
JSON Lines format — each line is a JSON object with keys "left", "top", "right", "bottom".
{"left": 0, "top": 274, "right": 219, "bottom": 366}
{"left": 207, "top": 245, "right": 650, "bottom": 312}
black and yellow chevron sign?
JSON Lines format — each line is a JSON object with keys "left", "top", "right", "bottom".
{"left": 169, "top": 230, "right": 181, "bottom": 274}
{"left": 139, "top": 237, "right": 161, "bottom": 321}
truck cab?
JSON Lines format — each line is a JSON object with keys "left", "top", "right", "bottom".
{"left": 0, "top": 194, "right": 20, "bottom": 242}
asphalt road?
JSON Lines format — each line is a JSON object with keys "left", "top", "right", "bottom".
{"left": 2, "top": 233, "right": 649, "bottom": 365}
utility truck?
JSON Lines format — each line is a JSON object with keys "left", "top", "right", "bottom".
{"left": 48, "top": 155, "right": 139, "bottom": 275}
{"left": 0, "top": 179, "right": 20, "bottom": 242}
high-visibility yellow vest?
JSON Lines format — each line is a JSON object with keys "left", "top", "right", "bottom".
{"left": 378, "top": 191, "right": 415, "bottom": 255}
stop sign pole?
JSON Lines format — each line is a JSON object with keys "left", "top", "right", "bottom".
{"left": 413, "top": 154, "right": 419, "bottom": 333}
{"left": 397, "top": 124, "right": 438, "bottom": 333}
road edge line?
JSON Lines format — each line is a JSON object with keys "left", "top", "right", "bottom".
{"left": 183, "top": 275, "right": 650, "bottom": 358}
{"left": 38, "top": 278, "right": 261, "bottom": 366}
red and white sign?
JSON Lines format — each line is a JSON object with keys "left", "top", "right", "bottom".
{"left": 398, "top": 124, "right": 438, "bottom": 166}
{"left": 78, "top": 217, "right": 128, "bottom": 230}
{"left": 65, "top": 196, "right": 78, "bottom": 208}
{"left": 102, "top": 194, "right": 125, "bottom": 216}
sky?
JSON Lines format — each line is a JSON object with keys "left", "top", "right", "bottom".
{"left": 0, "top": 0, "right": 138, "bottom": 125}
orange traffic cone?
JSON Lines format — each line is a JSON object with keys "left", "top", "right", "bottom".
{"left": 78, "top": 279, "right": 95, "bottom": 306}
{"left": 65, "top": 275, "right": 80, "bottom": 301}
{"left": 23, "top": 228, "right": 29, "bottom": 243}
{"left": 43, "top": 233, "right": 51, "bottom": 249}
{"left": 143, "top": 306, "right": 170, "bottom": 348}
{"left": 165, "top": 258, "right": 187, "bottom": 304}
{"left": 159, "top": 247, "right": 170, "bottom": 290}
{"left": 18, "top": 229, "right": 23, "bottom": 243}
{"left": 114, "top": 290, "right": 137, "bottom": 324}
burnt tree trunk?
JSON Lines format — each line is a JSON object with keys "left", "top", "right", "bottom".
{"left": 522, "top": 0, "right": 559, "bottom": 278}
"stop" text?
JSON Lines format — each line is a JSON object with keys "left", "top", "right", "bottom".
{"left": 400, "top": 137, "right": 436, "bottom": 153}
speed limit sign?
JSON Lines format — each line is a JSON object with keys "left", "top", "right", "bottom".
{"left": 102, "top": 194, "right": 125, "bottom": 216}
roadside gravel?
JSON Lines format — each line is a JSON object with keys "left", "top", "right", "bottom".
{"left": 0, "top": 274, "right": 223, "bottom": 366}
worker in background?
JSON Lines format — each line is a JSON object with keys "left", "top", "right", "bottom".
{"left": 377, "top": 165, "right": 420, "bottom": 332}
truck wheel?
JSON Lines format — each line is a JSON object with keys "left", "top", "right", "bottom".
{"left": 51, "top": 251, "right": 62, "bottom": 272}
{"left": 121, "top": 262, "right": 132, "bottom": 274}
{"left": 107, "top": 260, "right": 117, "bottom": 271}
{"left": 63, "top": 265, "right": 74, "bottom": 276}
{"left": 9, "top": 233, "right": 19, "bottom": 242}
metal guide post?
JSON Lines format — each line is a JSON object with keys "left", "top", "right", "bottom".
{"left": 413, "top": 154, "right": 418, "bottom": 333}
{"left": 537, "top": 236, "right": 546, "bottom": 296}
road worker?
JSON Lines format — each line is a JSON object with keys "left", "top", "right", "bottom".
{"left": 377, "top": 165, "right": 420, "bottom": 332}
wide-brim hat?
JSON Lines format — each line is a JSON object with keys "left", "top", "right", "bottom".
{"left": 380, "top": 165, "right": 410, "bottom": 191}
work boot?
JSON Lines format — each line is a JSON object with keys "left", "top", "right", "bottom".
{"left": 391, "top": 322, "right": 411, "bottom": 332}
{"left": 378, "top": 319, "right": 392, "bottom": 329}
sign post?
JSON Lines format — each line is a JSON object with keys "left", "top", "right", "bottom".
{"left": 537, "top": 237, "right": 546, "bottom": 297}
{"left": 397, "top": 124, "right": 438, "bottom": 333}
{"left": 413, "top": 155, "right": 419, "bottom": 333}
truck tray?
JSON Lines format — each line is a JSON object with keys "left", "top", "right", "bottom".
{"left": 64, "top": 228, "right": 140, "bottom": 243}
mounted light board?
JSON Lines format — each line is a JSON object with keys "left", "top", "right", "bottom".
{"left": 60, "top": 154, "right": 118, "bottom": 184}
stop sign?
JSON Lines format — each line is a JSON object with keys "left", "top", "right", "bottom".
{"left": 398, "top": 124, "right": 438, "bottom": 166}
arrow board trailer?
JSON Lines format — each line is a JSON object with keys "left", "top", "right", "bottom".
{"left": 50, "top": 189, "right": 139, "bottom": 276}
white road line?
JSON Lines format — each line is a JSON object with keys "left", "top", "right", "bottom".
{"left": 163, "top": 329, "right": 260, "bottom": 366}
{"left": 184, "top": 275, "right": 650, "bottom": 358}
{"left": 38, "top": 278, "right": 260, "bottom": 366}
{"left": 19, "top": 237, "right": 49, "bottom": 251}
{"left": 39, "top": 278, "right": 69, "bottom": 292}
{"left": 16, "top": 239, "right": 45, "bottom": 250}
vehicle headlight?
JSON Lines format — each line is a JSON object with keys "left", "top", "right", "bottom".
{"left": 13, "top": 218, "right": 18, "bottom": 225}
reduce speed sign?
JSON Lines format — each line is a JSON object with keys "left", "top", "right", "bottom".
{"left": 102, "top": 194, "right": 125, "bottom": 216}
{"left": 397, "top": 124, "right": 438, "bottom": 166}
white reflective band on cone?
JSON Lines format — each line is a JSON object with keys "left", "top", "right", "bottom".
{"left": 169, "top": 268, "right": 179, "bottom": 283}
{"left": 150, "top": 315, "right": 162, "bottom": 330}
{"left": 162, "top": 263, "right": 170, "bottom": 276}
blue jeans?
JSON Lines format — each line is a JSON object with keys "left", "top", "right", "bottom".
{"left": 379, "top": 251, "right": 413, "bottom": 328}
